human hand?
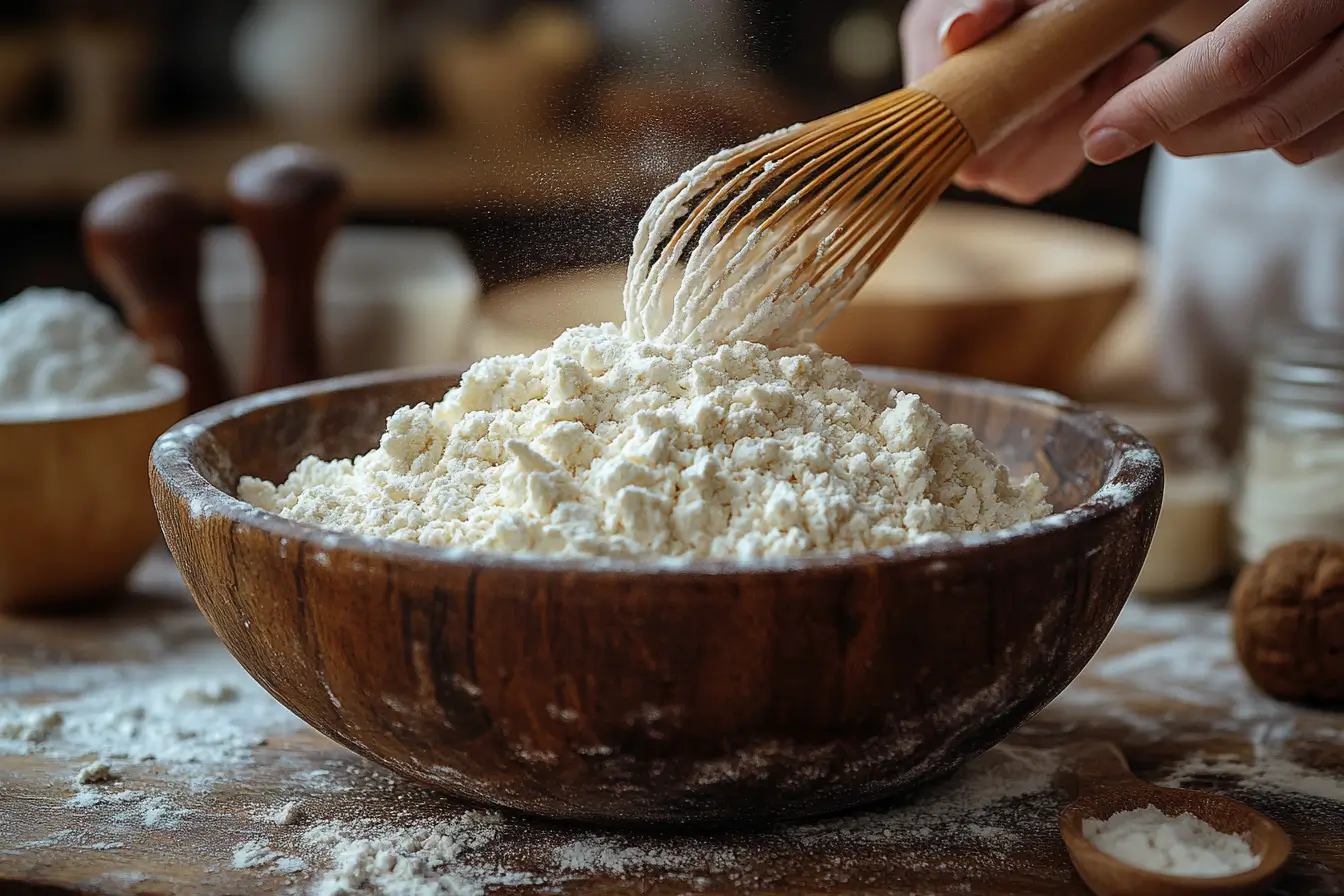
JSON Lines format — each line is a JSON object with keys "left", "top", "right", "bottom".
{"left": 1083, "top": 0, "right": 1344, "bottom": 167}
{"left": 900, "top": 0, "right": 1160, "bottom": 203}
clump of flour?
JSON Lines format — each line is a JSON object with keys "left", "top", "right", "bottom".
{"left": 241, "top": 324, "right": 1050, "bottom": 560}
{"left": 301, "top": 811, "right": 527, "bottom": 896}
{"left": 74, "top": 760, "right": 113, "bottom": 785}
{"left": 0, "top": 287, "right": 157, "bottom": 410}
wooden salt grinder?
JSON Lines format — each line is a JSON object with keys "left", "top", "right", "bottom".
{"left": 227, "top": 145, "right": 347, "bottom": 393}
{"left": 83, "top": 172, "right": 230, "bottom": 414}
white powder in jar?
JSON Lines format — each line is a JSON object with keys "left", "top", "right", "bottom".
{"left": 1234, "top": 426, "right": 1344, "bottom": 563}
{"left": 1082, "top": 805, "right": 1261, "bottom": 877}
{"left": 1135, "top": 468, "right": 1229, "bottom": 595}
{"left": 0, "top": 287, "right": 157, "bottom": 413}
{"left": 240, "top": 324, "right": 1051, "bottom": 560}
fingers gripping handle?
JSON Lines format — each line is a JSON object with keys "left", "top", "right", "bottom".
{"left": 912, "top": 0, "right": 1184, "bottom": 152}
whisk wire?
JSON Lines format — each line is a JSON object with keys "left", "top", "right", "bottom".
{"left": 624, "top": 88, "right": 975, "bottom": 347}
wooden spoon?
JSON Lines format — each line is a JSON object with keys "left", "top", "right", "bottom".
{"left": 1058, "top": 741, "right": 1290, "bottom": 896}
{"left": 227, "top": 144, "right": 347, "bottom": 394}
{"left": 83, "top": 171, "right": 230, "bottom": 414}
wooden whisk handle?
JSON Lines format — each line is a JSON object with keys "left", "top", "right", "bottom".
{"left": 228, "top": 144, "right": 347, "bottom": 394}
{"left": 912, "top": 0, "right": 1185, "bottom": 153}
{"left": 83, "top": 172, "right": 230, "bottom": 414}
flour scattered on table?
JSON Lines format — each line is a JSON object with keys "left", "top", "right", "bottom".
{"left": 0, "top": 586, "right": 306, "bottom": 854}
{"left": 0, "top": 637, "right": 303, "bottom": 767}
{"left": 291, "top": 744, "right": 1065, "bottom": 894}
{"left": 66, "top": 787, "right": 145, "bottom": 810}
{"left": 233, "top": 838, "right": 307, "bottom": 874}
{"left": 255, "top": 799, "right": 306, "bottom": 826}
{"left": 1048, "top": 597, "right": 1344, "bottom": 744}
{"left": 1162, "top": 749, "right": 1344, "bottom": 805}
{"left": 65, "top": 786, "right": 193, "bottom": 830}
{"left": 300, "top": 810, "right": 532, "bottom": 896}
{"left": 0, "top": 708, "right": 63, "bottom": 743}
{"left": 74, "top": 760, "right": 113, "bottom": 785}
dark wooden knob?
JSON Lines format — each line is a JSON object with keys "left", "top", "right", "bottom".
{"left": 83, "top": 171, "right": 230, "bottom": 414}
{"left": 227, "top": 144, "right": 347, "bottom": 394}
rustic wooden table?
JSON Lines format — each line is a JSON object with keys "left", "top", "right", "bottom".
{"left": 2, "top": 550, "right": 1342, "bottom": 895}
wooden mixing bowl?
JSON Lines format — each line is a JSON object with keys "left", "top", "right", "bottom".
{"left": 150, "top": 366, "right": 1161, "bottom": 828}
{"left": 0, "top": 366, "right": 187, "bottom": 613}
{"left": 471, "top": 203, "right": 1142, "bottom": 392}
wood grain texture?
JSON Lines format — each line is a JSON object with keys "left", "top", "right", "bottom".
{"left": 2, "top": 555, "right": 1343, "bottom": 895}
{"left": 1058, "top": 741, "right": 1291, "bottom": 895}
{"left": 0, "top": 369, "right": 186, "bottom": 613}
{"left": 148, "top": 365, "right": 1162, "bottom": 827}
{"left": 913, "top": 0, "right": 1186, "bottom": 153}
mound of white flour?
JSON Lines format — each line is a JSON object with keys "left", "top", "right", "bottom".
{"left": 240, "top": 323, "right": 1050, "bottom": 560}
{"left": 0, "top": 287, "right": 156, "bottom": 408}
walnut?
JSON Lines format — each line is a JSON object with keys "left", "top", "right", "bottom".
{"left": 1232, "top": 540, "right": 1344, "bottom": 705}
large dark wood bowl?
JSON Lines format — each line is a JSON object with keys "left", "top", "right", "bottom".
{"left": 149, "top": 365, "right": 1162, "bottom": 829}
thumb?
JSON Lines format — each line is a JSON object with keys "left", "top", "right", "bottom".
{"left": 1080, "top": 60, "right": 1174, "bottom": 165}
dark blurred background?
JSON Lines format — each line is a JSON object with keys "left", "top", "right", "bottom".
{"left": 0, "top": 0, "right": 1151, "bottom": 301}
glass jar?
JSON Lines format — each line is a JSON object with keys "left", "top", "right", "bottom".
{"left": 1095, "top": 396, "right": 1231, "bottom": 599}
{"left": 1233, "top": 321, "right": 1344, "bottom": 565}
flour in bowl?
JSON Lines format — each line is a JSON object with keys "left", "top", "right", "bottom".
{"left": 0, "top": 287, "right": 156, "bottom": 410}
{"left": 1082, "top": 806, "right": 1260, "bottom": 877}
{"left": 240, "top": 324, "right": 1050, "bottom": 560}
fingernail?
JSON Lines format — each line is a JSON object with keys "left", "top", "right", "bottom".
{"left": 938, "top": 6, "right": 978, "bottom": 52}
{"left": 1083, "top": 127, "right": 1141, "bottom": 165}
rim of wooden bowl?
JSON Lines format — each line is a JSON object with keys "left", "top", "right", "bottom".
{"left": 0, "top": 365, "right": 187, "bottom": 425}
{"left": 150, "top": 364, "right": 1163, "bottom": 576}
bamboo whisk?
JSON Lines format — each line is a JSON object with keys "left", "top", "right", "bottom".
{"left": 623, "top": 0, "right": 1183, "bottom": 347}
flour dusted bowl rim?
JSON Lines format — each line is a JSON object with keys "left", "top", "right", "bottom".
{"left": 149, "top": 365, "right": 1162, "bottom": 574}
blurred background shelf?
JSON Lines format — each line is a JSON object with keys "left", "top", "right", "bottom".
{"left": 0, "top": 0, "right": 1157, "bottom": 396}
{"left": 0, "top": 127, "right": 673, "bottom": 212}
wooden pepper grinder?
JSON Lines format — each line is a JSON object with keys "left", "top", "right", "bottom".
{"left": 227, "top": 144, "right": 347, "bottom": 393}
{"left": 83, "top": 171, "right": 230, "bottom": 414}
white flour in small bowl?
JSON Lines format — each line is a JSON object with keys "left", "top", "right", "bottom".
{"left": 1082, "top": 805, "right": 1260, "bottom": 877}
{"left": 0, "top": 287, "right": 162, "bottom": 419}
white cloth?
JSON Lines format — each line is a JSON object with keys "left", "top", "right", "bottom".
{"left": 1142, "top": 148, "right": 1344, "bottom": 449}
